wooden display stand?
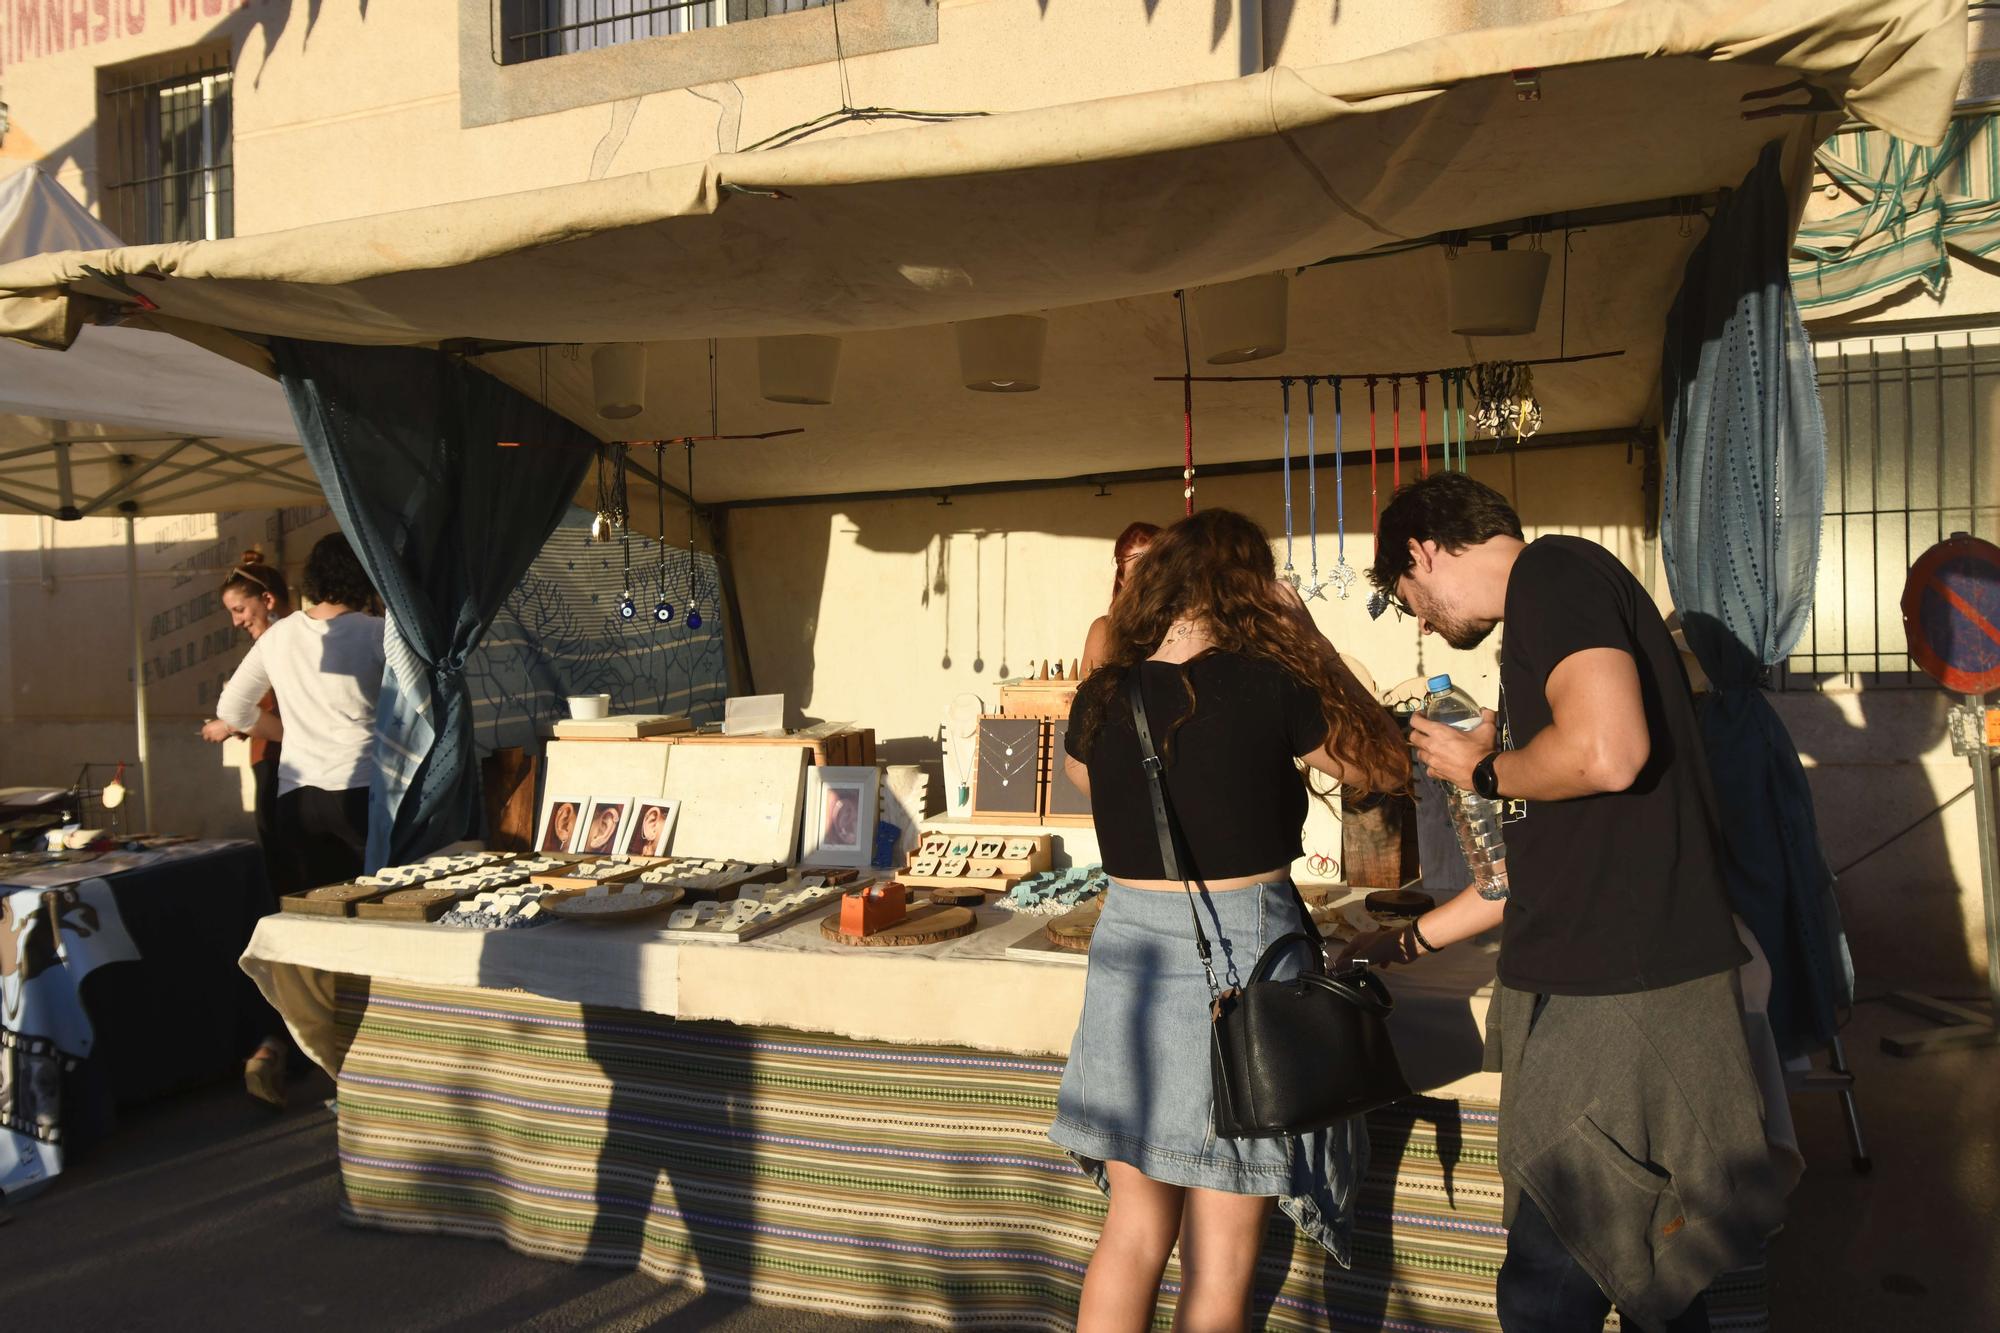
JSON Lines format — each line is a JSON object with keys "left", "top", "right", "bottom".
{"left": 898, "top": 831, "right": 1053, "bottom": 893}
{"left": 998, "top": 679, "right": 1078, "bottom": 721}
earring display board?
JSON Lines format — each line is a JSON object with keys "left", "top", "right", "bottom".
{"left": 899, "top": 830, "right": 1054, "bottom": 893}
{"left": 1043, "top": 719, "right": 1092, "bottom": 825}
{"left": 970, "top": 716, "right": 1044, "bottom": 820}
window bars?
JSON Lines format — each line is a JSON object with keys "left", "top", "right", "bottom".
{"left": 496, "top": 0, "right": 830, "bottom": 66}
{"left": 1778, "top": 330, "right": 2000, "bottom": 689}
{"left": 99, "top": 51, "right": 234, "bottom": 246}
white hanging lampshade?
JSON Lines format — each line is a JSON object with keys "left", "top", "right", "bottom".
{"left": 1447, "top": 239, "right": 1552, "bottom": 336}
{"left": 954, "top": 314, "right": 1047, "bottom": 392}
{"left": 592, "top": 343, "right": 648, "bottom": 419}
{"left": 1190, "top": 272, "right": 1288, "bottom": 364}
{"left": 758, "top": 334, "right": 842, "bottom": 405}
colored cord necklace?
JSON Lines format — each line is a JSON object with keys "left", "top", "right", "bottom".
{"left": 1279, "top": 377, "right": 1298, "bottom": 589}
{"left": 1330, "top": 377, "right": 1355, "bottom": 598}
{"left": 1303, "top": 376, "right": 1324, "bottom": 600}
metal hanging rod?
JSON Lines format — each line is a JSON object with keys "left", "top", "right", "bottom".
{"left": 1150, "top": 349, "right": 1624, "bottom": 386}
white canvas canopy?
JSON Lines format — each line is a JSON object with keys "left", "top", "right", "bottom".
{"left": 0, "top": 0, "right": 1968, "bottom": 502}
{"left": 0, "top": 168, "right": 312, "bottom": 520}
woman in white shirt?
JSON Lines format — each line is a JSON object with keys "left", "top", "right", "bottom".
{"left": 216, "top": 533, "right": 385, "bottom": 890}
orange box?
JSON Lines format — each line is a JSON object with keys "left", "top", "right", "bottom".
{"left": 839, "top": 882, "right": 907, "bottom": 937}
{"left": 1987, "top": 708, "right": 2000, "bottom": 747}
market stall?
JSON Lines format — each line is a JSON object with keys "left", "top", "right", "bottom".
{"left": 0, "top": 0, "right": 1965, "bottom": 1322}
{"left": 1, "top": 840, "right": 275, "bottom": 1196}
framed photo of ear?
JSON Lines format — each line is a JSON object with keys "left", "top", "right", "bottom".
{"left": 802, "top": 766, "right": 882, "bottom": 868}
{"left": 537, "top": 794, "right": 588, "bottom": 853}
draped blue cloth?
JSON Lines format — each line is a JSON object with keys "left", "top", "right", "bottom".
{"left": 1662, "top": 139, "right": 1853, "bottom": 1057}
{"left": 274, "top": 341, "right": 593, "bottom": 869}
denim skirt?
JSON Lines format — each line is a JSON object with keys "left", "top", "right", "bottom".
{"left": 1048, "top": 878, "right": 1367, "bottom": 1265}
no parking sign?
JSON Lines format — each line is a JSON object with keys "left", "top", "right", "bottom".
{"left": 1902, "top": 534, "right": 2000, "bottom": 696}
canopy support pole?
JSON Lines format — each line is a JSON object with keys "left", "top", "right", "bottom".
{"left": 126, "top": 516, "right": 155, "bottom": 833}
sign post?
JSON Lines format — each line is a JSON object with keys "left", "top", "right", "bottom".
{"left": 1883, "top": 534, "right": 2000, "bottom": 1055}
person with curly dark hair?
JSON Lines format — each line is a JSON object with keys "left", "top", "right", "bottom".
{"left": 217, "top": 533, "right": 384, "bottom": 900}
{"left": 1054, "top": 508, "right": 1406, "bottom": 1331}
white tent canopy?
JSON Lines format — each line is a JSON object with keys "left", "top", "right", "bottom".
{"left": 0, "top": 0, "right": 1967, "bottom": 503}
{"left": 0, "top": 168, "right": 312, "bottom": 519}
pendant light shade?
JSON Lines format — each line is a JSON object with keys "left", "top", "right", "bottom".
{"left": 758, "top": 334, "right": 842, "bottom": 405}
{"left": 1190, "top": 272, "right": 1288, "bottom": 364}
{"left": 1447, "top": 240, "right": 1551, "bottom": 337}
{"left": 954, "top": 314, "right": 1046, "bottom": 392}
{"left": 592, "top": 343, "right": 648, "bottom": 420}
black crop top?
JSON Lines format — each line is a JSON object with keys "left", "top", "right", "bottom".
{"left": 1066, "top": 652, "right": 1329, "bottom": 881}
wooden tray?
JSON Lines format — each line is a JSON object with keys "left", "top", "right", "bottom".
{"left": 281, "top": 884, "right": 393, "bottom": 917}
{"left": 354, "top": 886, "right": 477, "bottom": 922}
{"left": 819, "top": 903, "right": 977, "bottom": 948}
{"left": 547, "top": 885, "right": 683, "bottom": 922}
{"left": 531, "top": 864, "right": 650, "bottom": 892}
{"left": 1044, "top": 897, "right": 1104, "bottom": 953}
{"left": 896, "top": 871, "right": 1019, "bottom": 893}
{"left": 920, "top": 885, "right": 987, "bottom": 908}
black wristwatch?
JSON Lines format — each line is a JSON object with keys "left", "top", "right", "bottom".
{"left": 1471, "top": 751, "right": 1502, "bottom": 800}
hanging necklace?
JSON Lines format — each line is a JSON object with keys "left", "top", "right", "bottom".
{"left": 653, "top": 442, "right": 674, "bottom": 623}
{"left": 946, "top": 692, "right": 980, "bottom": 808}
{"left": 1303, "top": 376, "right": 1324, "bottom": 601}
{"left": 1417, "top": 373, "right": 1430, "bottom": 479}
{"left": 1391, "top": 375, "right": 1403, "bottom": 491}
{"left": 980, "top": 738, "right": 1036, "bottom": 789}
{"left": 1279, "top": 377, "right": 1299, "bottom": 589}
{"left": 682, "top": 441, "right": 703, "bottom": 632}
{"left": 972, "top": 532, "right": 985, "bottom": 674}
{"left": 1329, "top": 376, "right": 1355, "bottom": 598}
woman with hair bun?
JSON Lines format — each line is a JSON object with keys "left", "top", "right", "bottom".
{"left": 216, "top": 533, "right": 384, "bottom": 897}
{"left": 201, "top": 550, "right": 298, "bottom": 1106}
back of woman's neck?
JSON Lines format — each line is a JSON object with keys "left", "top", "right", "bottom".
{"left": 1149, "top": 619, "right": 1211, "bottom": 664}
{"left": 309, "top": 602, "right": 354, "bottom": 621}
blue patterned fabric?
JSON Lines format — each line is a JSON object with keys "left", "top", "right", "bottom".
{"left": 1661, "top": 139, "right": 1853, "bottom": 1057}
{"left": 463, "top": 510, "right": 730, "bottom": 753}
{"left": 274, "top": 341, "right": 592, "bottom": 869}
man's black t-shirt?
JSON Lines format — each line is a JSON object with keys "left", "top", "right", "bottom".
{"left": 1496, "top": 536, "right": 1747, "bottom": 995}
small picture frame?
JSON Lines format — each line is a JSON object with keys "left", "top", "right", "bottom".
{"left": 802, "top": 766, "right": 882, "bottom": 869}
{"left": 624, "top": 799, "right": 681, "bottom": 857}
{"left": 577, "top": 797, "right": 634, "bottom": 857}
{"left": 537, "top": 793, "right": 588, "bottom": 854}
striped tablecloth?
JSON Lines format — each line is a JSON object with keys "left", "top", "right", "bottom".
{"left": 330, "top": 978, "right": 1769, "bottom": 1330}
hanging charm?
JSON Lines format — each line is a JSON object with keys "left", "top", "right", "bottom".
{"left": 1329, "top": 377, "right": 1357, "bottom": 599}
{"left": 1278, "top": 377, "right": 1300, "bottom": 590}
{"left": 652, "top": 442, "right": 675, "bottom": 624}
{"left": 1303, "top": 377, "right": 1325, "bottom": 601}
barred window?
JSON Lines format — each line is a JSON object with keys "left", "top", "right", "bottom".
{"left": 1778, "top": 330, "right": 2000, "bottom": 688}
{"left": 496, "top": 0, "right": 831, "bottom": 66}
{"left": 98, "top": 51, "right": 234, "bottom": 246}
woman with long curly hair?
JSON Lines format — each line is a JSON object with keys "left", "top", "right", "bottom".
{"left": 1054, "top": 507, "right": 1407, "bottom": 1332}
{"left": 1080, "top": 520, "right": 1161, "bottom": 676}
{"left": 216, "top": 533, "right": 384, "bottom": 895}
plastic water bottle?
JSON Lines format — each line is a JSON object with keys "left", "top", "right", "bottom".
{"left": 1423, "top": 675, "right": 1509, "bottom": 900}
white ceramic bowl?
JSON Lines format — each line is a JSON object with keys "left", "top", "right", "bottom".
{"left": 567, "top": 693, "right": 611, "bottom": 720}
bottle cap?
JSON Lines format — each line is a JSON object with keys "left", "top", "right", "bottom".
{"left": 1426, "top": 674, "right": 1453, "bottom": 693}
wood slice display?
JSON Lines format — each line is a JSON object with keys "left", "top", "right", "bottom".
{"left": 921, "top": 885, "right": 987, "bottom": 908}
{"left": 819, "top": 903, "right": 977, "bottom": 947}
{"left": 1044, "top": 897, "right": 1104, "bottom": 953}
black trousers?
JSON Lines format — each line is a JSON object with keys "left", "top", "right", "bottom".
{"left": 276, "top": 785, "right": 370, "bottom": 890}
{"left": 251, "top": 754, "right": 295, "bottom": 898}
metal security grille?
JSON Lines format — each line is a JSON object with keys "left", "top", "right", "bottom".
{"left": 495, "top": 0, "right": 830, "bottom": 65}
{"left": 1778, "top": 330, "right": 2000, "bottom": 688}
{"left": 99, "top": 52, "right": 234, "bottom": 245}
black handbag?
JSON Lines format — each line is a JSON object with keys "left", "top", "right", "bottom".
{"left": 1127, "top": 671, "right": 1410, "bottom": 1139}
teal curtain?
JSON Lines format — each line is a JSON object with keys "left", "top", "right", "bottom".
{"left": 274, "top": 340, "right": 593, "bottom": 867}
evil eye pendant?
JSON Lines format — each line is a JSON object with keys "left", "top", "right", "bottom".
{"left": 686, "top": 608, "right": 703, "bottom": 630}
{"left": 654, "top": 600, "right": 674, "bottom": 624}
{"left": 618, "top": 592, "right": 636, "bottom": 620}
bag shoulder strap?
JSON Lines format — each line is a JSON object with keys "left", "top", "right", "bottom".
{"left": 1126, "top": 669, "right": 1223, "bottom": 996}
